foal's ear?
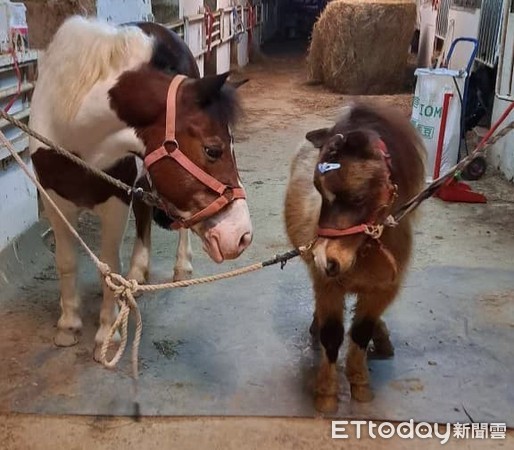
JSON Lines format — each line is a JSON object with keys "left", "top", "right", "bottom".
{"left": 343, "top": 130, "right": 376, "bottom": 157}
{"left": 306, "top": 127, "right": 331, "bottom": 148}
{"left": 195, "top": 72, "right": 231, "bottom": 105}
{"left": 344, "top": 130, "right": 370, "bottom": 149}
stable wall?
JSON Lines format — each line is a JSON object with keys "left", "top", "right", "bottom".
{"left": 216, "top": 0, "right": 231, "bottom": 74}
{"left": 445, "top": 6, "right": 481, "bottom": 70}
{"left": 180, "top": 0, "right": 204, "bottom": 76}
{"left": 97, "top": 0, "right": 152, "bottom": 23}
{"left": 489, "top": 3, "right": 514, "bottom": 182}
{"left": 490, "top": 99, "right": 514, "bottom": 182}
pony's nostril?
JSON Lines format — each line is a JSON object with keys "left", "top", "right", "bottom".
{"left": 238, "top": 232, "right": 252, "bottom": 252}
{"left": 325, "top": 258, "right": 340, "bottom": 277}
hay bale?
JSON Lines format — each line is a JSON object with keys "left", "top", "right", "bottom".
{"left": 308, "top": 0, "right": 416, "bottom": 94}
{"left": 24, "top": 0, "right": 96, "bottom": 49}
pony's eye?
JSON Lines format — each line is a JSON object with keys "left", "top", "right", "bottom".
{"left": 204, "top": 147, "right": 223, "bottom": 160}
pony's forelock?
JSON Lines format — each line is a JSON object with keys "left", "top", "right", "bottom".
{"left": 201, "top": 84, "right": 242, "bottom": 126}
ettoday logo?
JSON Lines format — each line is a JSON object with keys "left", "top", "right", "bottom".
{"left": 331, "top": 420, "right": 507, "bottom": 444}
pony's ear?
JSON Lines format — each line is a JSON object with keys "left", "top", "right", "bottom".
{"left": 194, "top": 72, "right": 231, "bottom": 105}
{"left": 228, "top": 78, "right": 249, "bottom": 89}
{"left": 306, "top": 127, "right": 331, "bottom": 148}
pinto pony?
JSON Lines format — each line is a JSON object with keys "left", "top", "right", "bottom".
{"left": 29, "top": 17, "right": 252, "bottom": 359}
{"left": 285, "top": 103, "right": 425, "bottom": 412}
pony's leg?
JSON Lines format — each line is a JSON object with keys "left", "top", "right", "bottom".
{"left": 346, "top": 287, "right": 398, "bottom": 402}
{"left": 173, "top": 228, "right": 193, "bottom": 282}
{"left": 93, "top": 196, "right": 130, "bottom": 361}
{"left": 127, "top": 195, "right": 152, "bottom": 284}
{"left": 369, "top": 318, "right": 395, "bottom": 358}
{"left": 312, "top": 277, "right": 345, "bottom": 413}
{"left": 43, "top": 193, "right": 82, "bottom": 347}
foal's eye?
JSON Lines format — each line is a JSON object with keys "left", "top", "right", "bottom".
{"left": 204, "top": 147, "right": 223, "bottom": 160}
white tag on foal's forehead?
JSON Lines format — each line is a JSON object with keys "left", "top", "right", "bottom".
{"left": 317, "top": 162, "right": 341, "bottom": 174}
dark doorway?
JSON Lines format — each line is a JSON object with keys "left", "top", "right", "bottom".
{"left": 277, "top": 0, "right": 328, "bottom": 41}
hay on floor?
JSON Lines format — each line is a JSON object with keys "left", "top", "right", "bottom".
{"left": 308, "top": 0, "right": 416, "bottom": 94}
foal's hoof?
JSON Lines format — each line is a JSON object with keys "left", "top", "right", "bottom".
{"left": 368, "top": 340, "right": 395, "bottom": 359}
{"left": 315, "top": 394, "right": 339, "bottom": 413}
{"left": 54, "top": 329, "right": 79, "bottom": 347}
{"left": 351, "top": 384, "right": 374, "bottom": 402}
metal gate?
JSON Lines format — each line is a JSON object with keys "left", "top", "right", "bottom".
{"left": 496, "top": 0, "right": 514, "bottom": 100}
{"left": 476, "top": 0, "right": 503, "bottom": 67}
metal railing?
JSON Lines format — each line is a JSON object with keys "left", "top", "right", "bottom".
{"left": 476, "top": 0, "right": 503, "bottom": 67}
{"left": 436, "top": 0, "right": 452, "bottom": 39}
{"left": 0, "top": 50, "right": 37, "bottom": 161}
{"left": 163, "top": 3, "right": 263, "bottom": 60}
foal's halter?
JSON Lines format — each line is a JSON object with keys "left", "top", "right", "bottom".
{"left": 316, "top": 138, "right": 398, "bottom": 240}
{"left": 144, "top": 75, "right": 246, "bottom": 230}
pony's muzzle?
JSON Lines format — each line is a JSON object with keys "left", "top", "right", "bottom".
{"left": 201, "top": 199, "right": 253, "bottom": 263}
{"left": 312, "top": 238, "right": 358, "bottom": 277}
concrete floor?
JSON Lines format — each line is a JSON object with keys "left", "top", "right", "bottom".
{"left": 1, "top": 43, "right": 514, "bottom": 447}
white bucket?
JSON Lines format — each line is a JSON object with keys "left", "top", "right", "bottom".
{"left": 411, "top": 68, "right": 467, "bottom": 182}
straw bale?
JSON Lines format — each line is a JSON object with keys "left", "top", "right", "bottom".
{"left": 308, "top": 0, "right": 416, "bottom": 94}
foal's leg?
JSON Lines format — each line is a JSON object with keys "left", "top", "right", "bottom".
{"left": 346, "top": 287, "right": 398, "bottom": 402}
{"left": 127, "top": 195, "right": 152, "bottom": 284}
{"left": 173, "top": 229, "right": 193, "bottom": 282}
{"left": 93, "top": 196, "right": 130, "bottom": 361}
{"left": 43, "top": 193, "right": 82, "bottom": 347}
{"left": 312, "top": 278, "right": 345, "bottom": 413}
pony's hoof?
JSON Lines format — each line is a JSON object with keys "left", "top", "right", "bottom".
{"left": 94, "top": 327, "right": 121, "bottom": 363}
{"left": 93, "top": 341, "right": 119, "bottom": 364}
{"left": 351, "top": 384, "right": 374, "bottom": 402}
{"left": 127, "top": 267, "right": 148, "bottom": 284}
{"left": 54, "top": 329, "right": 79, "bottom": 347}
{"left": 173, "top": 268, "right": 193, "bottom": 282}
{"left": 315, "top": 394, "right": 339, "bottom": 413}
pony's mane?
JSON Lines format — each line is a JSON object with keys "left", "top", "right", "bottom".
{"left": 40, "top": 16, "right": 154, "bottom": 122}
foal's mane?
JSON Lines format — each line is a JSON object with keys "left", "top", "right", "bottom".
{"left": 333, "top": 103, "right": 426, "bottom": 203}
{"left": 40, "top": 16, "right": 153, "bottom": 122}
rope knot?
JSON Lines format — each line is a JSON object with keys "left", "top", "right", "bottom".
{"left": 104, "top": 272, "right": 139, "bottom": 301}
{"left": 384, "top": 215, "right": 398, "bottom": 228}
{"left": 99, "top": 272, "right": 142, "bottom": 375}
{"left": 364, "top": 224, "right": 384, "bottom": 239}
